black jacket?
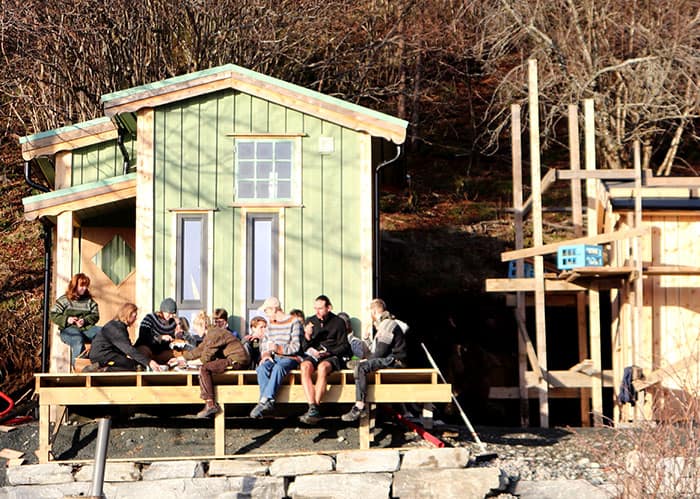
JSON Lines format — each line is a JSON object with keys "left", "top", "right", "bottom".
{"left": 303, "top": 312, "right": 351, "bottom": 358}
{"left": 90, "top": 319, "right": 151, "bottom": 368}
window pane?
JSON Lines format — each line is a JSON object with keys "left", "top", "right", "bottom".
{"left": 238, "top": 181, "right": 255, "bottom": 198}
{"left": 256, "top": 142, "right": 273, "bottom": 159}
{"left": 277, "top": 180, "right": 291, "bottom": 199}
{"left": 276, "top": 161, "right": 291, "bottom": 180}
{"left": 256, "top": 182, "right": 270, "bottom": 198}
{"left": 239, "top": 161, "right": 255, "bottom": 179}
{"left": 252, "top": 220, "right": 272, "bottom": 301}
{"left": 238, "top": 141, "right": 255, "bottom": 159}
{"left": 275, "top": 141, "right": 292, "bottom": 159}
{"left": 256, "top": 161, "right": 273, "bottom": 180}
{"left": 182, "top": 219, "right": 202, "bottom": 301}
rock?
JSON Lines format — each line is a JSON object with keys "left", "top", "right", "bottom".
{"left": 288, "top": 473, "right": 392, "bottom": 499}
{"left": 6, "top": 463, "right": 74, "bottom": 485}
{"left": 270, "top": 455, "right": 334, "bottom": 476}
{"left": 393, "top": 468, "right": 502, "bottom": 499}
{"left": 208, "top": 459, "right": 268, "bottom": 477}
{"left": 74, "top": 462, "right": 140, "bottom": 482}
{"left": 140, "top": 460, "right": 204, "bottom": 480}
{"left": 335, "top": 450, "right": 400, "bottom": 473}
{"left": 400, "top": 448, "right": 470, "bottom": 469}
{"left": 514, "top": 479, "right": 617, "bottom": 499}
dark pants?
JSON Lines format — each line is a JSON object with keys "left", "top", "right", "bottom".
{"left": 199, "top": 358, "right": 232, "bottom": 401}
{"left": 354, "top": 356, "right": 400, "bottom": 403}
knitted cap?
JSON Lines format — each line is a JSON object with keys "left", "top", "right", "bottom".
{"left": 160, "top": 298, "right": 177, "bottom": 314}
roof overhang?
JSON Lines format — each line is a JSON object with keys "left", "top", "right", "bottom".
{"left": 22, "top": 173, "right": 136, "bottom": 222}
{"left": 19, "top": 117, "right": 118, "bottom": 161}
{"left": 101, "top": 64, "right": 408, "bottom": 144}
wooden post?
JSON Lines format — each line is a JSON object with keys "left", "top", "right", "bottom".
{"left": 528, "top": 59, "right": 549, "bottom": 427}
{"left": 632, "top": 139, "right": 644, "bottom": 421}
{"left": 568, "top": 104, "right": 591, "bottom": 426}
{"left": 584, "top": 98, "right": 603, "bottom": 426}
{"left": 511, "top": 104, "right": 530, "bottom": 427}
{"left": 135, "top": 108, "right": 155, "bottom": 328}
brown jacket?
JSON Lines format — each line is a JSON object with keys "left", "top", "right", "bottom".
{"left": 182, "top": 327, "right": 250, "bottom": 368}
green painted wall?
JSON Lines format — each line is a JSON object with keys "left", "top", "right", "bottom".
{"left": 152, "top": 90, "right": 367, "bottom": 321}
{"left": 71, "top": 137, "right": 136, "bottom": 185}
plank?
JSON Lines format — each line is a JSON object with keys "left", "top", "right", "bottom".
{"left": 500, "top": 228, "right": 648, "bottom": 262}
{"left": 0, "top": 448, "right": 24, "bottom": 460}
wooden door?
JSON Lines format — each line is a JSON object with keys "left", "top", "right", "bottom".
{"left": 80, "top": 227, "right": 137, "bottom": 340}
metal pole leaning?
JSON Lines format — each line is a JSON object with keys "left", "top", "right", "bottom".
{"left": 90, "top": 417, "right": 111, "bottom": 498}
{"left": 420, "top": 342, "right": 497, "bottom": 461}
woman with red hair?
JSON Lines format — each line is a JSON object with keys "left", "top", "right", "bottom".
{"left": 49, "top": 273, "right": 101, "bottom": 368}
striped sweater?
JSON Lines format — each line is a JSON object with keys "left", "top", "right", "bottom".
{"left": 135, "top": 312, "right": 177, "bottom": 350}
{"left": 261, "top": 314, "right": 302, "bottom": 356}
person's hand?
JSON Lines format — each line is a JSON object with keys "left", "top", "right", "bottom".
{"left": 68, "top": 316, "right": 78, "bottom": 325}
{"left": 76, "top": 318, "right": 85, "bottom": 328}
{"left": 161, "top": 334, "right": 173, "bottom": 343}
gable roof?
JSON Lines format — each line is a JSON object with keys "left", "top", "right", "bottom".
{"left": 100, "top": 64, "right": 408, "bottom": 144}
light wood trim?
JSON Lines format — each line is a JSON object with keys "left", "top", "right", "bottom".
{"left": 55, "top": 151, "right": 72, "bottom": 190}
{"left": 226, "top": 132, "right": 306, "bottom": 138}
{"left": 21, "top": 123, "right": 117, "bottom": 161}
{"left": 135, "top": 108, "right": 154, "bottom": 322}
{"left": 24, "top": 180, "right": 136, "bottom": 221}
{"left": 500, "top": 227, "right": 648, "bottom": 262}
{"left": 556, "top": 169, "right": 652, "bottom": 180}
{"left": 486, "top": 278, "right": 587, "bottom": 292}
{"left": 359, "top": 133, "right": 373, "bottom": 323}
{"left": 52, "top": 212, "right": 74, "bottom": 377}
{"left": 522, "top": 168, "right": 556, "bottom": 218}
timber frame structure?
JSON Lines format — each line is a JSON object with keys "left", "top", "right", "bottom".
{"left": 486, "top": 60, "right": 700, "bottom": 428}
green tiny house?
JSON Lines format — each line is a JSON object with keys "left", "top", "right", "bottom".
{"left": 21, "top": 64, "right": 408, "bottom": 373}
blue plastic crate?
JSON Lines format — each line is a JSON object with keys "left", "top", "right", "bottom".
{"left": 557, "top": 244, "right": 603, "bottom": 270}
{"left": 508, "top": 260, "right": 534, "bottom": 278}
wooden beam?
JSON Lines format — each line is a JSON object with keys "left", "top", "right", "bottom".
{"left": 556, "top": 169, "right": 652, "bottom": 180}
{"left": 500, "top": 227, "right": 648, "bottom": 262}
{"left": 511, "top": 103, "right": 529, "bottom": 427}
{"left": 522, "top": 168, "right": 556, "bottom": 218}
{"left": 21, "top": 121, "right": 117, "bottom": 161}
{"left": 486, "top": 278, "right": 587, "bottom": 292}
{"left": 135, "top": 108, "right": 155, "bottom": 323}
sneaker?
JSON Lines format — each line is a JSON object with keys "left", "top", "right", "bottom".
{"left": 196, "top": 404, "right": 221, "bottom": 419}
{"left": 346, "top": 359, "right": 359, "bottom": 370}
{"left": 81, "top": 362, "right": 101, "bottom": 373}
{"left": 341, "top": 405, "right": 367, "bottom": 422}
{"left": 250, "top": 398, "right": 275, "bottom": 419}
{"left": 298, "top": 405, "right": 321, "bottom": 424}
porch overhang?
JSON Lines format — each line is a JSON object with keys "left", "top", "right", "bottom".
{"left": 22, "top": 173, "right": 136, "bottom": 222}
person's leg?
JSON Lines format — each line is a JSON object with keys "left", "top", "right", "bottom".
{"left": 299, "top": 360, "right": 317, "bottom": 405}
{"left": 261, "top": 356, "right": 298, "bottom": 400}
{"left": 343, "top": 357, "right": 393, "bottom": 421}
{"left": 197, "top": 358, "right": 230, "bottom": 417}
{"left": 256, "top": 359, "right": 274, "bottom": 398}
{"left": 82, "top": 325, "right": 101, "bottom": 343}
{"left": 59, "top": 327, "right": 85, "bottom": 366}
{"left": 314, "top": 360, "right": 333, "bottom": 405}
{"left": 152, "top": 348, "right": 174, "bottom": 364}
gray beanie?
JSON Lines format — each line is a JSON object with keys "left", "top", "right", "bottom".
{"left": 160, "top": 298, "right": 177, "bottom": 314}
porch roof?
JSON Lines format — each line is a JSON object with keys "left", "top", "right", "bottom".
{"left": 22, "top": 173, "right": 136, "bottom": 222}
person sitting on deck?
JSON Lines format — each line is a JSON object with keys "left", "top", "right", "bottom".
{"left": 249, "top": 297, "right": 303, "bottom": 419}
{"left": 134, "top": 298, "right": 178, "bottom": 364}
{"left": 88, "top": 302, "right": 164, "bottom": 372}
{"left": 169, "top": 323, "right": 251, "bottom": 418}
{"left": 341, "top": 298, "right": 407, "bottom": 422}
{"left": 298, "top": 295, "right": 351, "bottom": 424}
{"left": 49, "top": 273, "right": 102, "bottom": 369}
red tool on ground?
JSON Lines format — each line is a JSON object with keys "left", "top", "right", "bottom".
{"left": 0, "top": 391, "right": 14, "bottom": 419}
{"left": 385, "top": 406, "right": 445, "bottom": 448}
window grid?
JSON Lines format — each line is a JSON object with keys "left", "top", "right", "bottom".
{"left": 235, "top": 139, "right": 294, "bottom": 201}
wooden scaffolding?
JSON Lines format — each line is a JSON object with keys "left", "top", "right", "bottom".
{"left": 486, "top": 60, "right": 700, "bottom": 427}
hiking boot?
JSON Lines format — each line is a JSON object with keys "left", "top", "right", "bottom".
{"left": 81, "top": 362, "right": 101, "bottom": 373}
{"left": 341, "top": 405, "right": 367, "bottom": 422}
{"left": 250, "top": 398, "right": 275, "bottom": 419}
{"left": 346, "top": 359, "right": 365, "bottom": 370}
{"left": 196, "top": 403, "right": 221, "bottom": 418}
{"left": 298, "top": 404, "right": 321, "bottom": 424}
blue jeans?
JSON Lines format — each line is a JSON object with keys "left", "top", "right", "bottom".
{"left": 59, "top": 326, "right": 101, "bottom": 365}
{"left": 354, "top": 356, "right": 398, "bottom": 403}
{"left": 256, "top": 356, "right": 299, "bottom": 401}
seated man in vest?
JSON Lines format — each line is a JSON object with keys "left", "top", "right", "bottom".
{"left": 341, "top": 298, "right": 407, "bottom": 421}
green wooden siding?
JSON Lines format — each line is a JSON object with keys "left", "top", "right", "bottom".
{"left": 71, "top": 138, "right": 135, "bottom": 186}
{"left": 152, "top": 90, "right": 368, "bottom": 320}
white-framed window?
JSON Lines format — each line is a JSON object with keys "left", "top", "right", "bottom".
{"left": 234, "top": 138, "right": 299, "bottom": 203}
{"left": 175, "top": 213, "right": 207, "bottom": 312}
